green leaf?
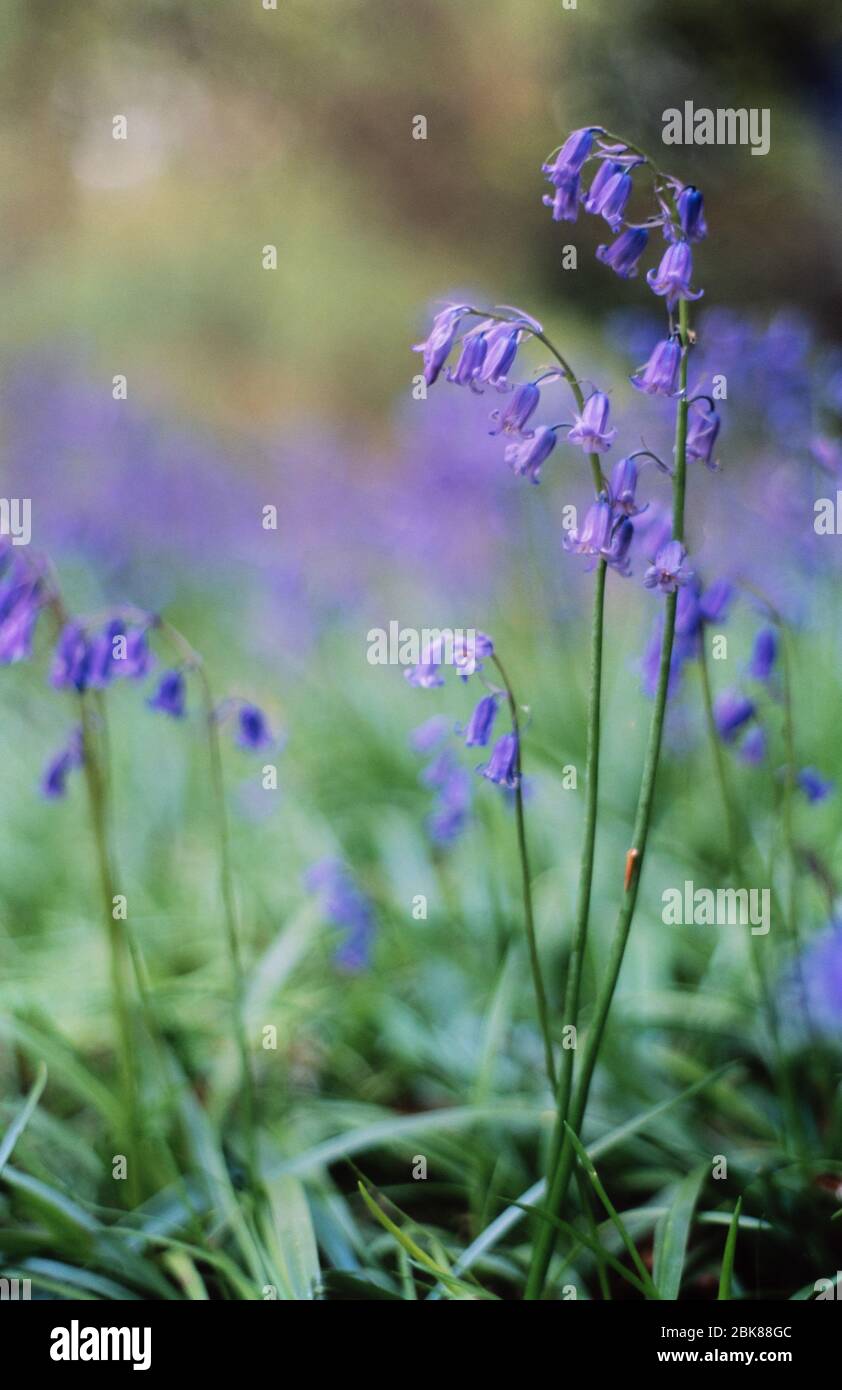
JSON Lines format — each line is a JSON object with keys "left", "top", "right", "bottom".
{"left": 0, "top": 1064, "right": 47, "bottom": 1178}
{"left": 653, "top": 1164, "right": 707, "bottom": 1300}
{"left": 564, "top": 1124, "right": 660, "bottom": 1299}
{"left": 259, "top": 1174, "right": 320, "bottom": 1300}
{"left": 717, "top": 1196, "right": 742, "bottom": 1300}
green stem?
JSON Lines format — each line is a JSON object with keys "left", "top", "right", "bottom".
{"left": 158, "top": 620, "right": 261, "bottom": 1198}
{"left": 542, "top": 560, "right": 606, "bottom": 1193}
{"left": 525, "top": 298, "right": 693, "bottom": 1300}
{"left": 78, "top": 694, "right": 141, "bottom": 1207}
{"left": 492, "top": 654, "right": 556, "bottom": 1091}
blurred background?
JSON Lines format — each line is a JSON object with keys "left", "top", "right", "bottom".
{"left": 1, "top": 0, "right": 842, "bottom": 1300}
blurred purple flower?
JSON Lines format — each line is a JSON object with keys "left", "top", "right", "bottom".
{"left": 148, "top": 670, "right": 186, "bottom": 718}
{"left": 798, "top": 767, "right": 834, "bottom": 803}
{"left": 465, "top": 694, "right": 499, "bottom": 748}
{"left": 305, "top": 859, "right": 375, "bottom": 971}
{"left": 237, "top": 703, "right": 273, "bottom": 751}
{"left": 748, "top": 627, "right": 778, "bottom": 682}
{"left": 478, "top": 730, "right": 519, "bottom": 789}
{"left": 675, "top": 185, "right": 707, "bottom": 242}
{"left": 410, "top": 715, "right": 451, "bottom": 753}
{"left": 714, "top": 690, "right": 755, "bottom": 742}
{"left": 41, "top": 726, "right": 84, "bottom": 800}
{"left": 740, "top": 726, "right": 767, "bottom": 764}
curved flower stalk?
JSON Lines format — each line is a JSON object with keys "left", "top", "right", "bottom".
{"left": 404, "top": 632, "right": 558, "bottom": 1089}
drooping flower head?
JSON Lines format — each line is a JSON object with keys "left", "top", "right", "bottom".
{"left": 237, "top": 703, "right": 273, "bottom": 751}
{"left": 643, "top": 540, "right": 694, "bottom": 594}
{"left": 305, "top": 859, "right": 376, "bottom": 972}
{"left": 564, "top": 498, "right": 613, "bottom": 561}
{"left": 631, "top": 337, "right": 682, "bottom": 397}
{"left": 413, "top": 302, "right": 471, "bottom": 386}
{"left": 798, "top": 768, "right": 835, "bottom": 803}
{"left": 478, "top": 730, "right": 519, "bottom": 789}
{"left": 596, "top": 227, "right": 649, "bottom": 279}
{"left": 51, "top": 621, "right": 91, "bottom": 692}
{"left": 583, "top": 160, "right": 636, "bottom": 230}
{"left": 608, "top": 457, "right": 647, "bottom": 517}
{"left": 489, "top": 381, "right": 540, "bottom": 437}
{"left": 543, "top": 172, "right": 580, "bottom": 223}
{"left": 686, "top": 402, "right": 721, "bottom": 470}
{"left": 740, "top": 726, "right": 767, "bottom": 765}
{"left": 748, "top": 628, "right": 778, "bottom": 683}
{"left": 464, "top": 694, "right": 499, "bottom": 748}
{"left": 675, "top": 185, "right": 707, "bottom": 242}
{"left": 714, "top": 690, "right": 756, "bottom": 742}
{"left": 148, "top": 669, "right": 186, "bottom": 718}
{"left": 505, "top": 425, "right": 558, "bottom": 483}
{"left": 646, "top": 241, "right": 704, "bottom": 310}
{"left": 41, "top": 726, "right": 84, "bottom": 800}
{"left": 567, "top": 392, "right": 616, "bottom": 454}
{"left": 542, "top": 127, "right": 600, "bottom": 181}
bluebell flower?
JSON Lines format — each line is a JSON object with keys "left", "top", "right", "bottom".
{"left": 603, "top": 515, "right": 634, "bottom": 577}
{"left": 567, "top": 392, "right": 617, "bottom": 454}
{"left": 237, "top": 703, "right": 273, "bottom": 750}
{"left": 410, "top": 715, "right": 451, "bottom": 754}
{"left": 447, "top": 325, "right": 488, "bottom": 390}
{"left": 121, "top": 626, "right": 155, "bottom": 680}
{"left": 305, "top": 859, "right": 376, "bottom": 971}
{"left": 478, "top": 730, "right": 519, "bottom": 789}
{"left": 643, "top": 540, "right": 693, "bottom": 593}
{"left": 596, "top": 227, "right": 649, "bottom": 279}
{"left": 505, "top": 425, "right": 558, "bottom": 483}
{"left": 453, "top": 631, "right": 494, "bottom": 680}
{"left": 564, "top": 497, "right": 613, "bottom": 563}
{"left": 748, "top": 628, "right": 778, "bottom": 682}
{"left": 798, "top": 767, "right": 834, "bottom": 803}
{"left": 542, "top": 128, "right": 599, "bottom": 181}
{"left": 780, "top": 922, "right": 842, "bottom": 1038}
{"left": 414, "top": 303, "right": 471, "bottom": 386}
{"left": 740, "top": 726, "right": 767, "bottom": 765}
{"left": 608, "top": 457, "right": 647, "bottom": 517}
{"left": 584, "top": 161, "right": 633, "bottom": 229}
{"left": 646, "top": 242, "right": 704, "bottom": 310}
{"left": 631, "top": 337, "right": 682, "bottom": 397}
{"left": 148, "top": 670, "right": 186, "bottom": 718}
{"left": 404, "top": 661, "right": 445, "bottom": 688}
{"left": 685, "top": 403, "right": 721, "bottom": 469}
{"left": 489, "top": 381, "right": 540, "bottom": 437}
{"left": 676, "top": 185, "right": 707, "bottom": 242}
{"left": 422, "top": 751, "right": 471, "bottom": 845}
{"left": 698, "top": 579, "right": 734, "bottom": 624}
{"left": 543, "top": 172, "right": 580, "bottom": 223}
{"left": 465, "top": 694, "right": 499, "bottom": 747}
{"left": 714, "top": 690, "right": 755, "bottom": 742}
{"left": 479, "top": 322, "right": 523, "bottom": 386}
{"left": 51, "top": 622, "right": 92, "bottom": 691}
{"left": 41, "top": 726, "right": 84, "bottom": 800}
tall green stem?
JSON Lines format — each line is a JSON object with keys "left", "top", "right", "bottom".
{"left": 492, "top": 654, "right": 556, "bottom": 1091}
{"left": 79, "top": 694, "right": 141, "bottom": 1206}
{"left": 525, "top": 298, "right": 693, "bottom": 1300}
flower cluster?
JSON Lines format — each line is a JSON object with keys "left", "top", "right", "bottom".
{"left": 404, "top": 631, "right": 522, "bottom": 797}
{"left": 0, "top": 551, "right": 45, "bottom": 665}
{"left": 541, "top": 127, "right": 705, "bottom": 306}
{"left": 36, "top": 597, "right": 274, "bottom": 799}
